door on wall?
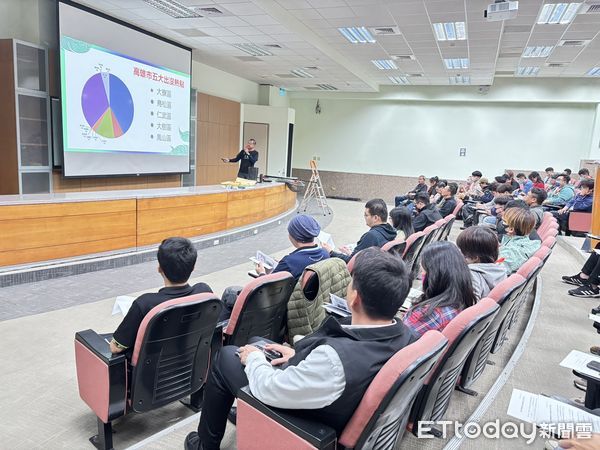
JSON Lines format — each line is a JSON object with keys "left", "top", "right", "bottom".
{"left": 243, "top": 122, "right": 269, "bottom": 176}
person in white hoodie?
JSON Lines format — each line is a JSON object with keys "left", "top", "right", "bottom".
{"left": 456, "top": 226, "right": 507, "bottom": 299}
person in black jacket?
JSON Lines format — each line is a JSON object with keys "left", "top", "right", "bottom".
{"left": 413, "top": 192, "right": 443, "bottom": 232}
{"left": 394, "top": 175, "right": 428, "bottom": 206}
{"left": 438, "top": 182, "right": 458, "bottom": 218}
{"left": 323, "top": 199, "right": 396, "bottom": 262}
{"left": 221, "top": 138, "right": 259, "bottom": 179}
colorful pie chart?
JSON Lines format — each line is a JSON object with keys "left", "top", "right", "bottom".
{"left": 81, "top": 73, "right": 134, "bottom": 138}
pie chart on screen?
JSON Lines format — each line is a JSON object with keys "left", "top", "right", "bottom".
{"left": 81, "top": 73, "right": 134, "bottom": 138}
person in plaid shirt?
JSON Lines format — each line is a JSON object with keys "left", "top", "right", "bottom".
{"left": 403, "top": 241, "right": 477, "bottom": 336}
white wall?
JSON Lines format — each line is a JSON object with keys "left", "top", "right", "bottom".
{"left": 241, "top": 104, "right": 293, "bottom": 177}
{"left": 290, "top": 98, "right": 595, "bottom": 180}
{"left": 192, "top": 60, "right": 260, "bottom": 105}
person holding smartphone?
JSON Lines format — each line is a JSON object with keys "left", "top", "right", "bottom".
{"left": 221, "top": 138, "right": 259, "bottom": 179}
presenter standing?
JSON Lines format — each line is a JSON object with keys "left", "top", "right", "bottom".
{"left": 221, "top": 138, "right": 259, "bottom": 179}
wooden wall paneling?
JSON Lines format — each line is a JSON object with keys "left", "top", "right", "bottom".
{"left": 0, "top": 40, "right": 19, "bottom": 195}
{"left": 226, "top": 189, "right": 267, "bottom": 228}
{"left": 198, "top": 93, "right": 209, "bottom": 123}
{"left": 137, "top": 193, "right": 228, "bottom": 246}
{"left": 197, "top": 122, "right": 209, "bottom": 166}
{"left": 0, "top": 199, "right": 137, "bottom": 266}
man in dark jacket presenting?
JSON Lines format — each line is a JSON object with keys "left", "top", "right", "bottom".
{"left": 413, "top": 192, "right": 443, "bottom": 232}
{"left": 221, "top": 138, "right": 259, "bottom": 179}
{"left": 323, "top": 198, "right": 396, "bottom": 263}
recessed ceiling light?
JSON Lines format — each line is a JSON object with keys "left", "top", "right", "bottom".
{"left": 142, "top": 0, "right": 202, "bottom": 18}
{"left": 444, "top": 58, "right": 469, "bottom": 69}
{"left": 587, "top": 67, "right": 600, "bottom": 76}
{"left": 232, "top": 43, "right": 274, "bottom": 57}
{"left": 433, "top": 22, "right": 466, "bottom": 41}
{"left": 388, "top": 76, "right": 409, "bottom": 84}
{"left": 290, "top": 68, "right": 314, "bottom": 78}
{"left": 537, "top": 3, "right": 581, "bottom": 24}
{"left": 516, "top": 66, "right": 540, "bottom": 76}
{"left": 449, "top": 75, "right": 470, "bottom": 85}
{"left": 338, "top": 27, "right": 376, "bottom": 44}
{"left": 522, "top": 46, "right": 554, "bottom": 57}
{"left": 371, "top": 59, "right": 397, "bottom": 70}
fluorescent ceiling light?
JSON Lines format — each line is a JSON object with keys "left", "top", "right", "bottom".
{"left": 433, "top": 22, "right": 466, "bottom": 41}
{"left": 316, "top": 84, "right": 337, "bottom": 90}
{"left": 388, "top": 76, "right": 409, "bottom": 84}
{"left": 587, "top": 67, "right": 600, "bottom": 76}
{"left": 142, "top": 0, "right": 202, "bottom": 18}
{"left": 232, "top": 43, "right": 274, "bottom": 57}
{"left": 371, "top": 59, "right": 397, "bottom": 70}
{"left": 338, "top": 27, "right": 376, "bottom": 44}
{"left": 516, "top": 66, "right": 540, "bottom": 76}
{"left": 444, "top": 58, "right": 469, "bottom": 69}
{"left": 537, "top": 3, "right": 581, "bottom": 24}
{"left": 290, "top": 68, "right": 314, "bottom": 78}
{"left": 449, "top": 75, "right": 470, "bottom": 85}
{"left": 522, "top": 46, "right": 554, "bottom": 57}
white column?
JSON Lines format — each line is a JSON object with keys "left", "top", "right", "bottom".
{"left": 589, "top": 103, "right": 600, "bottom": 160}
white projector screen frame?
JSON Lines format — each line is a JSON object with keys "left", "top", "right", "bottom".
{"left": 58, "top": 0, "right": 192, "bottom": 178}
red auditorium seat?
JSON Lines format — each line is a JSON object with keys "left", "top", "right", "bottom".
{"left": 224, "top": 272, "right": 296, "bottom": 346}
{"left": 409, "top": 298, "right": 499, "bottom": 436}
{"left": 402, "top": 231, "right": 426, "bottom": 282}
{"left": 75, "top": 293, "right": 223, "bottom": 450}
{"left": 235, "top": 330, "right": 448, "bottom": 450}
{"left": 452, "top": 200, "right": 464, "bottom": 217}
{"left": 438, "top": 214, "right": 456, "bottom": 241}
{"left": 381, "top": 238, "right": 407, "bottom": 257}
{"left": 508, "top": 257, "right": 544, "bottom": 330}
{"left": 542, "top": 236, "right": 557, "bottom": 249}
{"left": 533, "top": 245, "right": 552, "bottom": 263}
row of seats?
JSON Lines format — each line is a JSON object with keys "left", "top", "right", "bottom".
{"left": 74, "top": 212, "right": 557, "bottom": 450}
{"left": 235, "top": 212, "right": 559, "bottom": 448}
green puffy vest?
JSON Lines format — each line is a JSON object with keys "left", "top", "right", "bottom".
{"left": 287, "top": 258, "right": 351, "bottom": 341}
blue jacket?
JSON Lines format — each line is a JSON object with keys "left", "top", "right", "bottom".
{"left": 567, "top": 193, "right": 593, "bottom": 212}
{"left": 521, "top": 180, "right": 533, "bottom": 194}
{"left": 273, "top": 245, "right": 330, "bottom": 280}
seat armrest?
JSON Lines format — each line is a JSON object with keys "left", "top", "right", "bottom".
{"left": 75, "top": 329, "right": 126, "bottom": 366}
{"left": 237, "top": 386, "right": 337, "bottom": 449}
{"left": 573, "top": 369, "right": 600, "bottom": 383}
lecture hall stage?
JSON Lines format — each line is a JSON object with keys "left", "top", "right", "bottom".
{"left": 0, "top": 183, "right": 296, "bottom": 268}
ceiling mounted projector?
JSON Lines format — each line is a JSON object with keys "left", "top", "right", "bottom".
{"left": 484, "top": 0, "right": 519, "bottom": 21}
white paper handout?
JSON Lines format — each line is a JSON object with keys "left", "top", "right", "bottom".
{"left": 317, "top": 230, "right": 335, "bottom": 250}
{"left": 560, "top": 350, "right": 600, "bottom": 379}
{"left": 589, "top": 313, "right": 600, "bottom": 324}
{"left": 507, "top": 389, "right": 600, "bottom": 433}
{"left": 249, "top": 251, "right": 277, "bottom": 270}
{"left": 112, "top": 295, "right": 135, "bottom": 316}
{"left": 322, "top": 293, "right": 352, "bottom": 317}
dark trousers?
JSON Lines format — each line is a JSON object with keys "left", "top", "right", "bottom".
{"left": 551, "top": 211, "right": 570, "bottom": 234}
{"left": 197, "top": 345, "right": 249, "bottom": 449}
{"left": 462, "top": 203, "right": 477, "bottom": 227}
{"left": 582, "top": 243, "right": 600, "bottom": 285}
{"left": 395, "top": 195, "right": 410, "bottom": 207}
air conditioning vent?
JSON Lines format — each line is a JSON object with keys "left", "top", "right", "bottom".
{"left": 546, "top": 62, "right": 567, "bottom": 67}
{"left": 303, "top": 66, "right": 320, "bottom": 70}
{"left": 584, "top": 4, "right": 600, "bottom": 13}
{"left": 264, "top": 44, "right": 283, "bottom": 48}
{"left": 304, "top": 86, "right": 322, "bottom": 90}
{"left": 143, "top": 0, "right": 203, "bottom": 18}
{"left": 407, "top": 73, "right": 423, "bottom": 77}
{"left": 559, "top": 39, "right": 591, "bottom": 47}
{"left": 191, "top": 5, "right": 233, "bottom": 16}
{"left": 370, "top": 26, "right": 401, "bottom": 35}
{"left": 391, "top": 54, "right": 415, "bottom": 60}
{"left": 316, "top": 84, "right": 338, "bottom": 90}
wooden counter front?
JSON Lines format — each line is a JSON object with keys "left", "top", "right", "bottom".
{"left": 0, "top": 184, "right": 296, "bottom": 268}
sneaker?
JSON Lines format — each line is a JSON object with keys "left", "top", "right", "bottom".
{"left": 562, "top": 273, "right": 590, "bottom": 286}
{"left": 184, "top": 432, "right": 202, "bottom": 450}
{"left": 568, "top": 285, "right": 600, "bottom": 298}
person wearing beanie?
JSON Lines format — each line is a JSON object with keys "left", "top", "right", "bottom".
{"left": 255, "top": 214, "right": 329, "bottom": 280}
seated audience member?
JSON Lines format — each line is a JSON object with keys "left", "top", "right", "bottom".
{"left": 184, "top": 248, "right": 416, "bottom": 450}
{"left": 497, "top": 200, "right": 541, "bottom": 241}
{"left": 255, "top": 215, "right": 329, "bottom": 280}
{"left": 394, "top": 174, "right": 427, "bottom": 207}
{"left": 544, "top": 173, "right": 575, "bottom": 207}
{"left": 552, "top": 178, "right": 594, "bottom": 234}
{"left": 515, "top": 172, "right": 533, "bottom": 194}
{"left": 402, "top": 241, "right": 476, "bottom": 336}
{"left": 427, "top": 176, "right": 439, "bottom": 199}
{"left": 576, "top": 168, "right": 592, "bottom": 188}
{"left": 461, "top": 178, "right": 494, "bottom": 228}
{"left": 481, "top": 195, "right": 511, "bottom": 227}
{"left": 543, "top": 167, "right": 555, "bottom": 187}
{"left": 505, "top": 170, "right": 520, "bottom": 191}
{"left": 498, "top": 208, "right": 541, "bottom": 274}
{"left": 524, "top": 187, "right": 547, "bottom": 227}
{"left": 456, "top": 226, "right": 506, "bottom": 299}
{"left": 562, "top": 242, "right": 600, "bottom": 298}
{"left": 459, "top": 170, "right": 483, "bottom": 200}
{"left": 324, "top": 199, "right": 396, "bottom": 262}
{"left": 412, "top": 192, "right": 443, "bottom": 232}
{"left": 389, "top": 206, "right": 414, "bottom": 241}
{"left": 109, "top": 237, "right": 212, "bottom": 355}
{"left": 564, "top": 168, "right": 574, "bottom": 184}
{"left": 528, "top": 171, "right": 545, "bottom": 190}
{"left": 438, "top": 182, "right": 458, "bottom": 218}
